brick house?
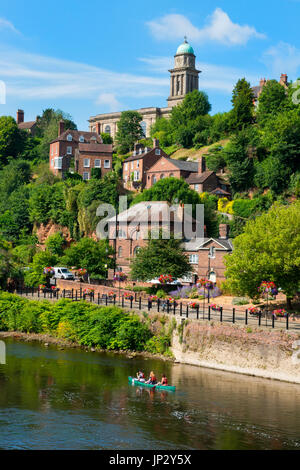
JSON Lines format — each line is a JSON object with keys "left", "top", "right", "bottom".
{"left": 184, "top": 224, "right": 233, "bottom": 282}
{"left": 16, "top": 109, "right": 38, "bottom": 136}
{"left": 122, "top": 139, "right": 168, "bottom": 191}
{"left": 49, "top": 121, "right": 109, "bottom": 178}
{"left": 252, "top": 73, "right": 288, "bottom": 107}
{"left": 145, "top": 157, "right": 198, "bottom": 188}
{"left": 105, "top": 201, "right": 232, "bottom": 283}
{"left": 146, "top": 154, "right": 231, "bottom": 197}
{"left": 74, "top": 143, "right": 113, "bottom": 180}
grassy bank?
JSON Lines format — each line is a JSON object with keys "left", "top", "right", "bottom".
{"left": 0, "top": 292, "right": 174, "bottom": 356}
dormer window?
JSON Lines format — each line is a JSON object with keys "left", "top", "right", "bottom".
{"left": 139, "top": 148, "right": 143, "bottom": 155}
{"left": 79, "top": 136, "right": 85, "bottom": 143}
{"left": 67, "top": 134, "right": 73, "bottom": 142}
{"left": 155, "top": 149, "right": 161, "bottom": 156}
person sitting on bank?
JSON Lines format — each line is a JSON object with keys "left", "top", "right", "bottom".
{"left": 136, "top": 370, "right": 145, "bottom": 382}
{"left": 158, "top": 374, "right": 168, "bottom": 386}
{"left": 146, "top": 371, "right": 157, "bottom": 385}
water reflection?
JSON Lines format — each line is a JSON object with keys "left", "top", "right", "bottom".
{"left": 0, "top": 339, "right": 299, "bottom": 450}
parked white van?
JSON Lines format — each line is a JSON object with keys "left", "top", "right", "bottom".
{"left": 53, "top": 267, "right": 75, "bottom": 280}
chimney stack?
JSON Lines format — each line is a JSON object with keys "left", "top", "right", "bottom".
{"left": 280, "top": 73, "right": 288, "bottom": 87}
{"left": 259, "top": 78, "right": 266, "bottom": 89}
{"left": 58, "top": 120, "right": 65, "bottom": 136}
{"left": 198, "top": 156, "right": 206, "bottom": 174}
{"left": 96, "top": 123, "right": 101, "bottom": 135}
{"left": 219, "top": 224, "right": 229, "bottom": 239}
{"left": 17, "top": 109, "right": 24, "bottom": 124}
{"left": 153, "top": 138, "right": 159, "bottom": 148}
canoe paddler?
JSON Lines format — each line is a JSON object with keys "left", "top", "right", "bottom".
{"left": 158, "top": 374, "right": 168, "bottom": 386}
{"left": 136, "top": 370, "right": 145, "bottom": 382}
{"left": 146, "top": 371, "right": 157, "bottom": 385}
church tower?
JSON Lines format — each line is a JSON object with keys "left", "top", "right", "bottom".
{"left": 167, "top": 38, "right": 201, "bottom": 108}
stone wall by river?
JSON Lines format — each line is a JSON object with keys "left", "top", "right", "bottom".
{"left": 170, "top": 317, "right": 300, "bottom": 384}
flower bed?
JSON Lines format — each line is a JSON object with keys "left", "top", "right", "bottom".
{"left": 158, "top": 274, "right": 173, "bottom": 284}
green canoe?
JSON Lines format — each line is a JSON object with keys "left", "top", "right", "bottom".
{"left": 128, "top": 376, "right": 176, "bottom": 392}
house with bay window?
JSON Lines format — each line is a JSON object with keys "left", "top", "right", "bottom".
{"left": 49, "top": 120, "right": 112, "bottom": 179}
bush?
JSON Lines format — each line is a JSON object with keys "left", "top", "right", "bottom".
{"left": 232, "top": 297, "right": 249, "bottom": 305}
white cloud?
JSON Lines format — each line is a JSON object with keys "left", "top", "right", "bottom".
{"left": 147, "top": 8, "right": 266, "bottom": 46}
{"left": 0, "top": 45, "right": 168, "bottom": 105}
{"left": 96, "top": 93, "right": 122, "bottom": 111}
{"left": 0, "top": 18, "right": 20, "bottom": 34}
{"left": 262, "top": 41, "right": 300, "bottom": 77}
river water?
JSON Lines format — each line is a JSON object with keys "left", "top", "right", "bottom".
{"left": 0, "top": 338, "right": 299, "bottom": 450}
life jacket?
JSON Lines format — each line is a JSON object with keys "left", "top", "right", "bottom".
{"left": 161, "top": 377, "right": 168, "bottom": 385}
{"left": 139, "top": 372, "right": 145, "bottom": 379}
{"left": 150, "top": 375, "right": 157, "bottom": 384}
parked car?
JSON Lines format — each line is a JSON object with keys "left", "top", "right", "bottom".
{"left": 52, "top": 267, "right": 75, "bottom": 280}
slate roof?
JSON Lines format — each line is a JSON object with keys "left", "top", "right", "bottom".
{"left": 185, "top": 171, "right": 215, "bottom": 184}
{"left": 184, "top": 237, "right": 233, "bottom": 251}
{"left": 78, "top": 143, "right": 113, "bottom": 153}
{"left": 161, "top": 158, "right": 199, "bottom": 173}
{"left": 50, "top": 130, "right": 102, "bottom": 144}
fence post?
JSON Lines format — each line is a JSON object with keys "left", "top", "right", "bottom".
{"left": 80, "top": 287, "right": 82, "bottom": 300}
{"left": 32, "top": 287, "right": 34, "bottom": 297}
{"left": 148, "top": 300, "right": 151, "bottom": 312}
{"left": 38, "top": 287, "right": 40, "bottom": 298}
{"left": 173, "top": 302, "right": 176, "bottom": 316}
{"left": 114, "top": 295, "right": 116, "bottom": 306}
{"left": 76, "top": 290, "right": 78, "bottom": 302}
{"left": 157, "top": 298, "right": 160, "bottom": 312}
{"left": 272, "top": 314, "right": 275, "bottom": 329}
{"left": 97, "top": 293, "right": 100, "bottom": 305}
{"left": 105, "top": 295, "right": 108, "bottom": 306}
{"left": 130, "top": 297, "right": 133, "bottom": 309}
{"left": 220, "top": 307, "right": 223, "bottom": 322}
{"left": 245, "top": 309, "right": 248, "bottom": 325}
{"left": 122, "top": 296, "right": 124, "bottom": 308}
{"left": 196, "top": 306, "right": 199, "bottom": 320}
{"left": 71, "top": 289, "right": 74, "bottom": 300}
{"left": 44, "top": 289, "right": 46, "bottom": 299}
{"left": 258, "top": 312, "right": 261, "bottom": 327}
{"left": 286, "top": 314, "right": 289, "bottom": 331}
{"left": 167, "top": 300, "right": 170, "bottom": 314}
{"left": 232, "top": 308, "right": 235, "bottom": 324}
{"left": 186, "top": 305, "right": 189, "bottom": 318}
{"left": 180, "top": 303, "right": 182, "bottom": 316}
{"left": 208, "top": 306, "right": 211, "bottom": 321}
{"left": 63, "top": 289, "right": 65, "bottom": 299}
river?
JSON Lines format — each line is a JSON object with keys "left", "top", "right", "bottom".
{"left": 0, "top": 338, "right": 299, "bottom": 450}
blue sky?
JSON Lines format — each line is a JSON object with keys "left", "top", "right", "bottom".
{"left": 1, "top": 0, "right": 300, "bottom": 130}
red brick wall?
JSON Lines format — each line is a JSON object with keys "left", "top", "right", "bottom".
{"left": 122, "top": 148, "right": 168, "bottom": 191}
{"left": 75, "top": 152, "right": 112, "bottom": 179}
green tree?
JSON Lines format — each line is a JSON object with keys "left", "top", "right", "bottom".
{"left": 225, "top": 201, "right": 300, "bottom": 308}
{"left": 101, "top": 132, "right": 113, "bottom": 144}
{"left": 130, "top": 233, "right": 192, "bottom": 281}
{"left": 115, "top": 111, "right": 143, "bottom": 153}
{"left": 45, "top": 232, "right": 66, "bottom": 257}
{"left": 61, "top": 238, "right": 114, "bottom": 278}
{"left": 0, "top": 116, "right": 27, "bottom": 166}
{"left": 24, "top": 250, "right": 58, "bottom": 287}
{"left": 230, "top": 78, "right": 254, "bottom": 130}
{"left": 257, "top": 80, "right": 288, "bottom": 123}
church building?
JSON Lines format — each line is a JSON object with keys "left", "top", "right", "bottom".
{"left": 88, "top": 39, "right": 201, "bottom": 139}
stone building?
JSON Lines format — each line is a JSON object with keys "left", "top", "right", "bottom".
{"left": 49, "top": 121, "right": 112, "bottom": 178}
{"left": 105, "top": 201, "right": 231, "bottom": 283}
{"left": 88, "top": 39, "right": 200, "bottom": 139}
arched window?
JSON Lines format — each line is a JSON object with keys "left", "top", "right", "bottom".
{"left": 105, "top": 125, "right": 111, "bottom": 135}
{"left": 209, "top": 271, "right": 216, "bottom": 283}
{"left": 169, "top": 173, "right": 174, "bottom": 177}
{"left": 160, "top": 174, "right": 165, "bottom": 179}
{"left": 140, "top": 121, "right": 147, "bottom": 137}
{"left": 118, "top": 247, "right": 123, "bottom": 258}
{"left": 152, "top": 175, "right": 157, "bottom": 185}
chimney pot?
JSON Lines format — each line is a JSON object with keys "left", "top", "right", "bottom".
{"left": 59, "top": 120, "right": 65, "bottom": 136}
{"left": 17, "top": 109, "right": 24, "bottom": 124}
{"left": 198, "top": 156, "right": 206, "bottom": 174}
{"left": 219, "top": 224, "right": 229, "bottom": 239}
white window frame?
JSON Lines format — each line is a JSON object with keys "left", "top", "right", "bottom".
{"left": 67, "top": 134, "right": 73, "bottom": 142}
{"left": 79, "top": 136, "right": 85, "bottom": 143}
{"left": 189, "top": 254, "right": 199, "bottom": 265}
{"left": 136, "top": 160, "right": 140, "bottom": 168}
{"left": 54, "top": 157, "right": 63, "bottom": 170}
{"left": 94, "top": 159, "right": 101, "bottom": 168}
{"left": 104, "top": 160, "right": 110, "bottom": 169}
{"left": 83, "top": 172, "right": 90, "bottom": 181}
{"left": 155, "top": 149, "right": 161, "bottom": 156}
{"left": 84, "top": 158, "right": 90, "bottom": 168}
{"left": 67, "top": 146, "right": 72, "bottom": 155}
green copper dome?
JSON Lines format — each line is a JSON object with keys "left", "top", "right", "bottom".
{"left": 176, "top": 39, "right": 194, "bottom": 55}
